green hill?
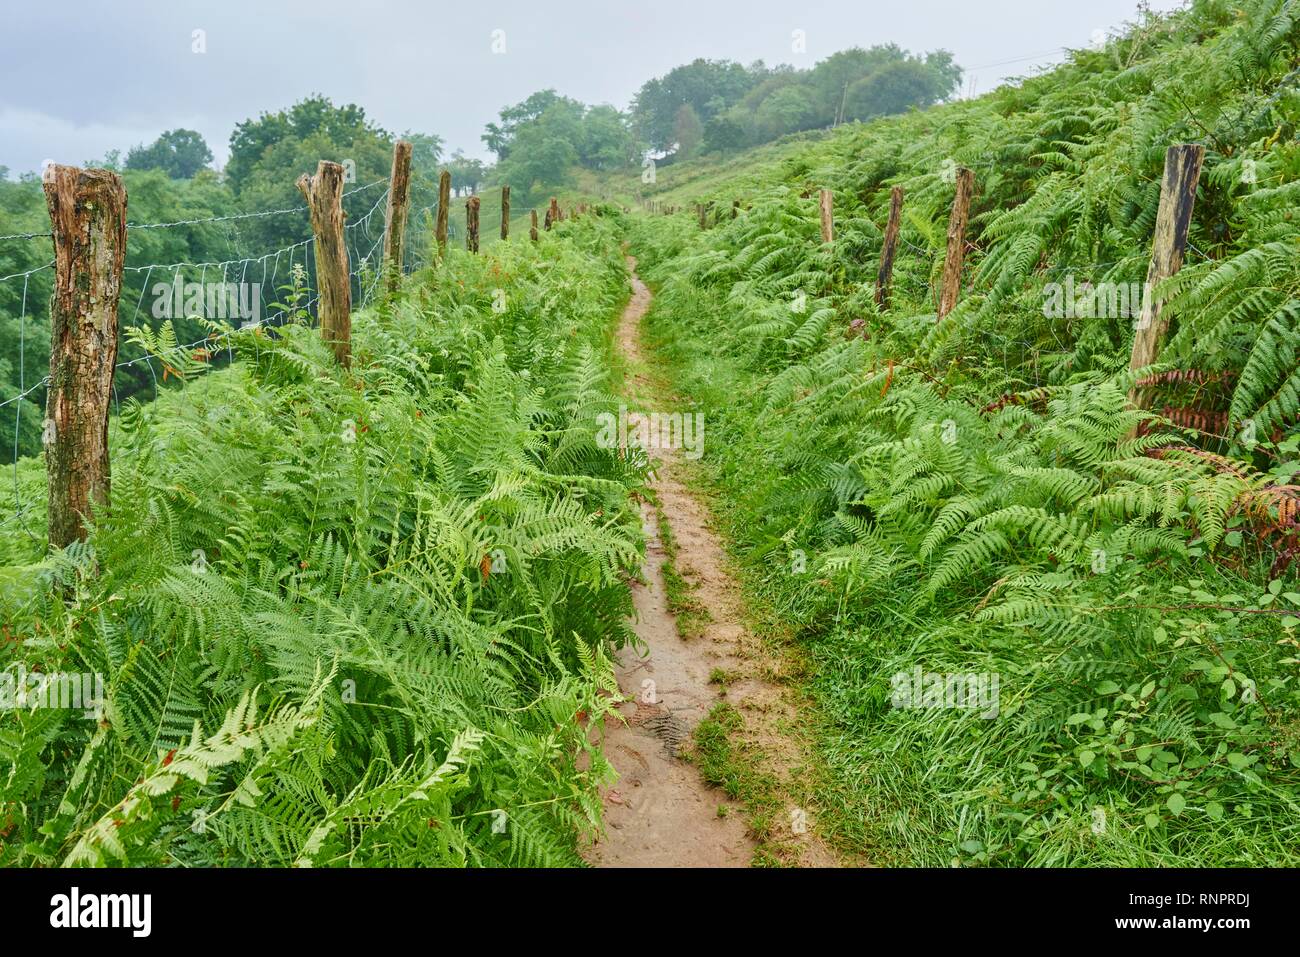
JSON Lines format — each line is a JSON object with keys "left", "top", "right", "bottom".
{"left": 624, "top": 0, "right": 1300, "bottom": 865}
{"left": 3, "top": 0, "right": 1299, "bottom": 870}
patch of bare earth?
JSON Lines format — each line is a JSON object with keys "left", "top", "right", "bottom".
{"left": 580, "top": 257, "right": 840, "bottom": 868}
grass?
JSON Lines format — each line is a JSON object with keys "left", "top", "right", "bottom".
{"left": 691, "top": 702, "right": 787, "bottom": 867}
{"left": 570, "top": 131, "right": 832, "bottom": 211}
{"left": 628, "top": 159, "right": 1300, "bottom": 867}
{"left": 652, "top": 499, "right": 713, "bottom": 641}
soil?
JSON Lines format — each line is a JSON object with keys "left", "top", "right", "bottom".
{"left": 580, "top": 257, "right": 839, "bottom": 868}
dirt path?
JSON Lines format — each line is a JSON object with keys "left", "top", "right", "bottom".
{"left": 581, "top": 257, "right": 838, "bottom": 868}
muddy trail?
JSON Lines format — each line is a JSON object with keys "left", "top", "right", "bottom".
{"left": 580, "top": 257, "right": 839, "bottom": 868}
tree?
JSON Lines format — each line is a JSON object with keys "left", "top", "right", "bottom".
{"left": 923, "top": 50, "right": 963, "bottom": 101}
{"left": 753, "top": 86, "right": 819, "bottom": 140}
{"left": 579, "top": 106, "right": 634, "bottom": 170}
{"left": 223, "top": 96, "right": 393, "bottom": 266}
{"left": 126, "top": 130, "right": 214, "bottom": 179}
{"left": 671, "top": 104, "right": 704, "bottom": 158}
{"left": 403, "top": 132, "right": 445, "bottom": 177}
{"left": 807, "top": 47, "right": 908, "bottom": 123}
{"left": 703, "top": 115, "right": 749, "bottom": 153}
{"left": 480, "top": 95, "right": 632, "bottom": 199}
{"left": 631, "top": 47, "right": 961, "bottom": 155}
{"left": 226, "top": 95, "right": 389, "bottom": 195}
{"left": 846, "top": 57, "right": 958, "bottom": 121}
{"left": 632, "top": 59, "right": 765, "bottom": 153}
{"left": 445, "top": 150, "right": 488, "bottom": 195}
{"left": 493, "top": 105, "right": 580, "bottom": 199}
{"left": 483, "top": 90, "right": 584, "bottom": 160}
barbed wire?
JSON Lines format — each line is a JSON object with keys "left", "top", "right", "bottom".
{"left": 120, "top": 235, "right": 316, "bottom": 276}
{"left": 0, "top": 261, "right": 54, "bottom": 284}
{"left": 0, "top": 178, "right": 389, "bottom": 242}
{"left": 0, "top": 165, "right": 459, "bottom": 537}
{"left": 0, "top": 230, "right": 51, "bottom": 242}
{"left": 346, "top": 186, "right": 390, "bottom": 235}
{"left": 126, "top": 178, "right": 387, "bottom": 231}
{"left": 1, "top": 188, "right": 400, "bottom": 399}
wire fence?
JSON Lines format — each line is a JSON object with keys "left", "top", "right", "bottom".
{"left": 0, "top": 166, "right": 474, "bottom": 537}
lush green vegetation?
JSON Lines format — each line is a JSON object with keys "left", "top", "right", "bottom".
{"left": 476, "top": 47, "right": 962, "bottom": 203}
{"left": 630, "top": 48, "right": 961, "bottom": 159}
{"left": 1, "top": 44, "right": 965, "bottom": 460}
{"left": 629, "top": 0, "right": 1300, "bottom": 865}
{"left": 5, "top": 0, "right": 1300, "bottom": 872}
{"left": 0, "top": 96, "right": 453, "bottom": 461}
{"left": 0, "top": 214, "right": 646, "bottom": 866}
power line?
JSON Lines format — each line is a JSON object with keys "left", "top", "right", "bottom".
{"left": 965, "top": 48, "right": 1069, "bottom": 72}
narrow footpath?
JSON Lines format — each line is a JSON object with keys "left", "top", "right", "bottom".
{"left": 581, "top": 257, "right": 838, "bottom": 868}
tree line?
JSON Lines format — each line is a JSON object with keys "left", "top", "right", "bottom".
{"left": 484, "top": 45, "right": 961, "bottom": 198}
{"left": 1, "top": 43, "right": 960, "bottom": 459}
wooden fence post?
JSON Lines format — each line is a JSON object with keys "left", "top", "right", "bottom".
{"left": 547, "top": 197, "right": 558, "bottom": 230}
{"left": 42, "top": 164, "right": 127, "bottom": 549}
{"left": 937, "top": 167, "right": 974, "bottom": 320}
{"left": 466, "top": 196, "right": 480, "bottom": 252}
{"left": 1128, "top": 143, "right": 1206, "bottom": 410}
{"left": 697, "top": 203, "right": 706, "bottom": 229}
{"left": 435, "top": 169, "right": 451, "bottom": 255}
{"left": 530, "top": 209, "right": 539, "bottom": 241}
{"left": 819, "top": 189, "right": 834, "bottom": 243}
{"left": 296, "top": 161, "right": 352, "bottom": 368}
{"left": 500, "top": 185, "right": 511, "bottom": 240}
{"left": 382, "top": 139, "right": 412, "bottom": 295}
{"left": 875, "top": 186, "right": 904, "bottom": 308}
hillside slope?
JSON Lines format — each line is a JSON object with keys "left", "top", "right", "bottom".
{"left": 627, "top": 0, "right": 1300, "bottom": 865}
{"left": 0, "top": 216, "right": 645, "bottom": 866}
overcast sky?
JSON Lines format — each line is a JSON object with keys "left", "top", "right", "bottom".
{"left": 0, "top": 0, "right": 1187, "bottom": 178}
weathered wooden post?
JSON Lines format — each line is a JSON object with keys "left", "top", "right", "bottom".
{"left": 435, "top": 169, "right": 451, "bottom": 255}
{"left": 530, "top": 209, "right": 539, "bottom": 241}
{"left": 1128, "top": 143, "right": 1206, "bottom": 410}
{"left": 547, "top": 197, "right": 559, "bottom": 230}
{"left": 382, "top": 139, "right": 412, "bottom": 295}
{"left": 819, "top": 189, "right": 834, "bottom": 243}
{"left": 875, "top": 186, "right": 904, "bottom": 308}
{"left": 297, "top": 161, "right": 352, "bottom": 367}
{"left": 466, "top": 195, "right": 480, "bottom": 252}
{"left": 937, "top": 167, "right": 974, "bottom": 320}
{"left": 500, "top": 185, "right": 511, "bottom": 240}
{"left": 697, "top": 203, "right": 706, "bottom": 229}
{"left": 42, "top": 164, "right": 127, "bottom": 549}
